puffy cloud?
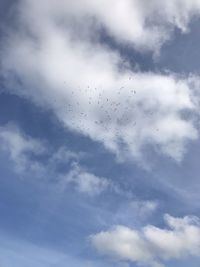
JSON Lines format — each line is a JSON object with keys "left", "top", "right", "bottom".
{"left": 1, "top": 0, "right": 199, "bottom": 164}
{"left": 11, "top": 0, "right": 200, "bottom": 52}
{"left": 91, "top": 214, "right": 200, "bottom": 267}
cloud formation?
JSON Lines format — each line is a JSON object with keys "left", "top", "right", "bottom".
{"left": 91, "top": 214, "right": 200, "bottom": 267}
{"left": 1, "top": 2, "right": 200, "bottom": 266}
{"left": 0, "top": 124, "right": 110, "bottom": 195}
{"left": 10, "top": 0, "right": 200, "bottom": 51}
{"left": 65, "top": 163, "right": 110, "bottom": 195}
{"left": 1, "top": 0, "right": 200, "bottom": 164}
{"left": 0, "top": 124, "right": 46, "bottom": 173}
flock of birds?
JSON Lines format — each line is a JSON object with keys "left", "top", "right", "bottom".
{"left": 54, "top": 79, "right": 160, "bottom": 145}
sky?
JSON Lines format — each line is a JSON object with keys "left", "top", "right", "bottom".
{"left": 1, "top": 1, "right": 200, "bottom": 267}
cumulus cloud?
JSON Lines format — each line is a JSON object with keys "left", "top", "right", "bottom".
{"left": 10, "top": 0, "right": 200, "bottom": 51}
{"left": 1, "top": 0, "right": 199, "bottom": 164}
{"left": 91, "top": 214, "right": 200, "bottom": 267}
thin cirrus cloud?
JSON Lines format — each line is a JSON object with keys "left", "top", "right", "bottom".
{"left": 1, "top": 0, "right": 199, "bottom": 164}
{"left": 91, "top": 214, "right": 200, "bottom": 267}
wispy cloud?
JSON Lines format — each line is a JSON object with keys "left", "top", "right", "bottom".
{"left": 0, "top": 234, "right": 105, "bottom": 267}
{"left": 0, "top": 124, "right": 46, "bottom": 173}
{"left": 64, "top": 162, "right": 110, "bottom": 195}
{"left": 0, "top": 124, "right": 111, "bottom": 195}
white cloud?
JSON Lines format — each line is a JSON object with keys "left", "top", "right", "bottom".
{"left": 64, "top": 163, "right": 110, "bottom": 195}
{"left": 91, "top": 214, "right": 200, "bottom": 267}
{"left": 0, "top": 124, "right": 45, "bottom": 173}
{"left": 0, "top": 124, "right": 109, "bottom": 195}
{"left": 12, "top": 0, "right": 200, "bottom": 52}
{"left": 1, "top": 0, "right": 199, "bottom": 164}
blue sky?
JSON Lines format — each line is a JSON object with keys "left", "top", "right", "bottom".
{"left": 1, "top": 1, "right": 200, "bottom": 267}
